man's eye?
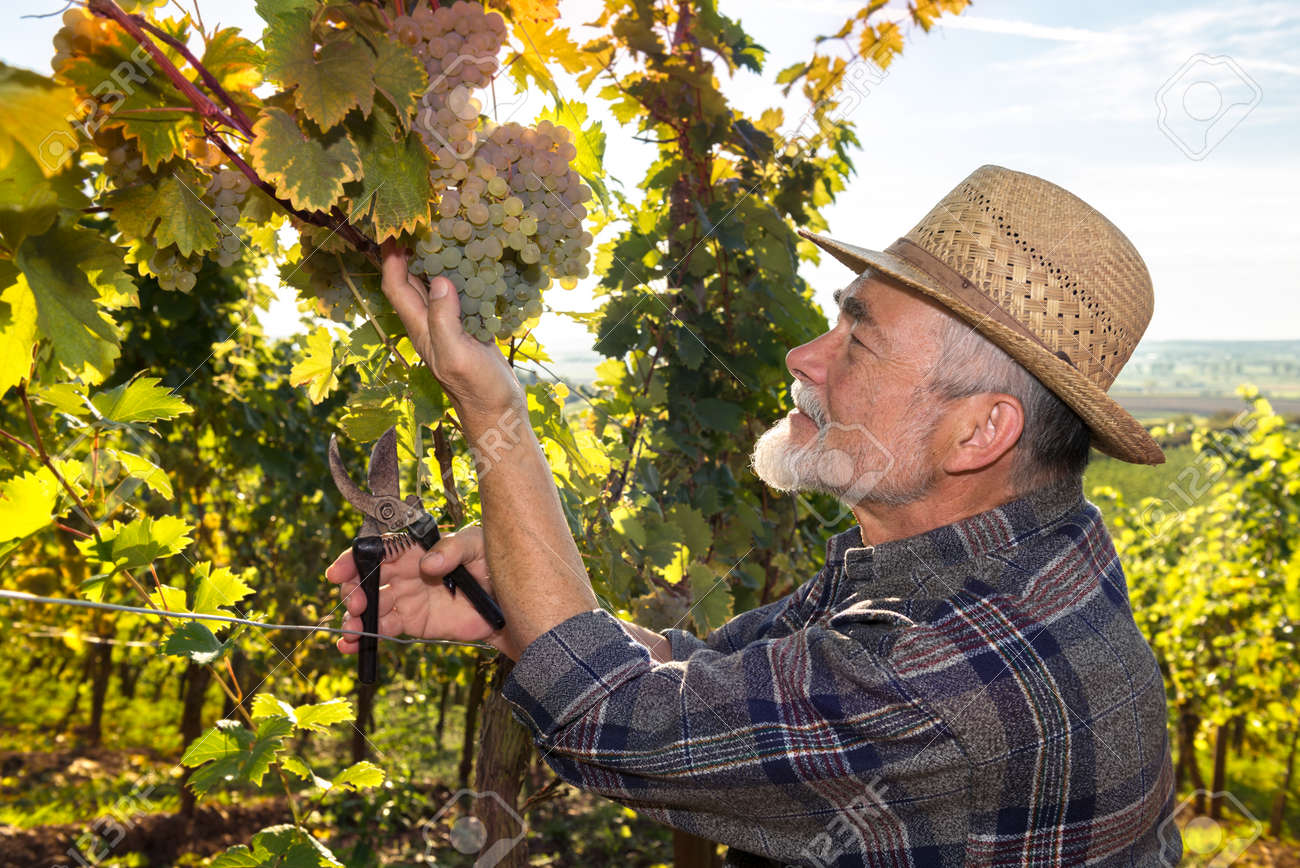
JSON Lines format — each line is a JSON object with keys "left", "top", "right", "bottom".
{"left": 850, "top": 334, "right": 866, "bottom": 348}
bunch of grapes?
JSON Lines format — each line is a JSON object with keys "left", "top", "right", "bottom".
{"left": 389, "top": 1, "right": 593, "bottom": 341}
{"left": 101, "top": 135, "right": 145, "bottom": 188}
{"left": 409, "top": 120, "right": 592, "bottom": 340}
{"left": 51, "top": 7, "right": 111, "bottom": 73}
{"left": 148, "top": 248, "right": 200, "bottom": 293}
{"left": 206, "top": 168, "right": 251, "bottom": 267}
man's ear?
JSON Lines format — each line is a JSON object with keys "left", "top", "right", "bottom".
{"left": 942, "top": 394, "right": 1024, "bottom": 474}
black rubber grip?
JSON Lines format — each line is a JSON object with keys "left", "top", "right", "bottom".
{"left": 407, "top": 515, "right": 506, "bottom": 630}
{"left": 353, "top": 536, "right": 386, "bottom": 685}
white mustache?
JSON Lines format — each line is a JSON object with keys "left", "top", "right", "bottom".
{"left": 791, "top": 381, "right": 828, "bottom": 427}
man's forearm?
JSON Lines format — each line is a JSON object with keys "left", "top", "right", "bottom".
{"left": 618, "top": 619, "right": 672, "bottom": 663}
{"left": 460, "top": 401, "right": 600, "bottom": 658}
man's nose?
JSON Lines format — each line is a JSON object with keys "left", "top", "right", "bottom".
{"left": 786, "top": 330, "right": 831, "bottom": 386}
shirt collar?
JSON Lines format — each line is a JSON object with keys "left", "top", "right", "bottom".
{"left": 824, "top": 475, "right": 1087, "bottom": 599}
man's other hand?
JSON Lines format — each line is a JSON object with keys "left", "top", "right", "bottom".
{"left": 324, "top": 525, "right": 514, "bottom": 655}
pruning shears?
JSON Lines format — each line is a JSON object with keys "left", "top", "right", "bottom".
{"left": 328, "top": 426, "right": 506, "bottom": 684}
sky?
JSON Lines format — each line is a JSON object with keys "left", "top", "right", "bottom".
{"left": 4, "top": 0, "right": 1298, "bottom": 380}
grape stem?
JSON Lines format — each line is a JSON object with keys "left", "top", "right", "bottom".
{"left": 135, "top": 15, "right": 258, "bottom": 136}
{"left": 86, "top": 0, "right": 247, "bottom": 137}
{"left": 336, "top": 254, "right": 410, "bottom": 370}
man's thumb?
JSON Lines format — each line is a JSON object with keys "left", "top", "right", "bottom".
{"left": 425, "top": 276, "right": 464, "bottom": 341}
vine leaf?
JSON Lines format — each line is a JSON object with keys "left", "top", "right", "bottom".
{"left": 211, "top": 824, "right": 343, "bottom": 868}
{"left": 370, "top": 37, "right": 427, "bottom": 121}
{"left": 201, "top": 27, "right": 264, "bottom": 98}
{"left": 347, "top": 109, "right": 432, "bottom": 241}
{"left": 108, "top": 449, "right": 173, "bottom": 498}
{"left": 14, "top": 224, "right": 124, "bottom": 384}
{"left": 251, "top": 695, "right": 353, "bottom": 732}
{"left": 0, "top": 64, "right": 81, "bottom": 177}
{"left": 77, "top": 514, "right": 194, "bottom": 571}
{"left": 263, "top": 8, "right": 376, "bottom": 130}
{"left": 251, "top": 107, "right": 361, "bottom": 213}
{"left": 107, "top": 174, "right": 221, "bottom": 257}
{"left": 0, "top": 281, "right": 38, "bottom": 396}
{"left": 288, "top": 326, "right": 341, "bottom": 403}
{"left": 162, "top": 621, "right": 228, "bottom": 665}
{"left": 91, "top": 375, "right": 192, "bottom": 424}
{"left": 192, "top": 561, "right": 255, "bottom": 616}
{"left": 0, "top": 469, "right": 60, "bottom": 543}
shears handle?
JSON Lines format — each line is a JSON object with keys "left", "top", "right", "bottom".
{"left": 406, "top": 516, "right": 507, "bottom": 631}
{"left": 352, "top": 535, "right": 386, "bottom": 685}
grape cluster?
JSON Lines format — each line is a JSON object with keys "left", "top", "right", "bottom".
{"left": 389, "top": 2, "right": 593, "bottom": 341}
{"left": 101, "top": 135, "right": 145, "bottom": 188}
{"left": 206, "top": 169, "right": 251, "bottom": 267}
{"left": 399, "top": 1, "right": 507, "bottom": 163}
{"left": 409, "top": 120, "right": 592, "bottom": 340}
{"left": 51, "top": 7, "right": 109, "bottom": 73}
{"left": 149, "top": 248, "right": 200, "bottom": 293}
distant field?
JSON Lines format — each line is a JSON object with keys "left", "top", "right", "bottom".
{"left": 1115, "top": 394, "right": 1300, "bottom": 420}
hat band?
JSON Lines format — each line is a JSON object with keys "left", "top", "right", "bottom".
{"left": 883, "top": 237, "right": 1076, "bottom": 370}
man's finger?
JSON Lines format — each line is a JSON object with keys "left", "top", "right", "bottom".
{"left": 380, "top": 239, "right": 433, "bottom": 341}
{"left": 325, "top": 548, "right": 357, "bottom": 584}
{"left": 420, "top": 527, "right": 484, "bottom": 580}
{"left": 422, "top": 275, "right": 467, "bottom": 348}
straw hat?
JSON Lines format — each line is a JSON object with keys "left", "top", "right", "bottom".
{"left": 799, "top": 164, "right": 1164, "bottom": 465}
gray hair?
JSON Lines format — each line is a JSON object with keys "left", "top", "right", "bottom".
{"left": 924, "top": 314, "right": 1091, "bottom": 492}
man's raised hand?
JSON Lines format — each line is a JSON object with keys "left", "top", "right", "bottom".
{"left": 379, "top": 239, "right": 523, "bottom": 422}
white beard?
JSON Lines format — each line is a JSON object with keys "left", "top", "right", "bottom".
{"left": 751, "top": 381, "right": 942, "bottom": 508}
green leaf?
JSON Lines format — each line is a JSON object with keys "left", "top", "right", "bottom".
{"left": 0, "top": 281, "right": 37, "bottom": 397}
{"left": 0, "top": 63, "right": 81, "bottom": 177}
{"left": 183, "top": 718, "right": 287, "bottom": 796}
{"left": 0, "top": 145, "right": 91, "bottom": 250}
{"left": 181, "top": 718, "right": 253, "bottom": 767}
{"left": 250, "top": 693, "right": 293, "bottom": 720}
{"left": 292, "top": 699, "right": 353, "bottom": 732}
{"left": 666, "top": 503, "right": 712, "bottom": 557}
{"left": 78, "top": 514, "right": 194, "bottom": 570}
{"left": 339, "top": 400, "right": 402, "bottom": 442}
{"left": 347, "top": 109, "right": 433, "bottom": 241}
{"left": 251, "top": 695, "right": 353, "bottom": 733}
{"left": 193, "top": 561, "right": 255, "bottom": 616}
{"left": 689, "top": 562, "right": 732, "bottom": 634}
{"left": 162, "top": 621, "right": 226, "bottom": 665}
{"left": 105, "top": 175, "right": 221, "bottom": 257}
{"left": 110, "top": 450, "right": 173, "bottom": 499}
{"left": 251, "top": 107, "right": 361, "bottom": 212}
{"left": 15, "top": 223, "right": 123, "bottom": 384}
{"left": 331, "top": 760, "right": 384, "bottom": 791}
{"left": 370, "top": 38, "right": 427, "bottom": 120}
{"left": 91, "top": 376, "right": 192, "bottom": 424}
{"left": 289, "top": 326, "right": 341, "bottom": 403}
{"left": 0, "top": 468, "right": 60, "bottom": 542}
{"left": 263, "top": 9, "right": 376, "bottom": 130}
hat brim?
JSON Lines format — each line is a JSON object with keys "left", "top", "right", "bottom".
{"left": 798, "top": 228, "right": 1165, "bottom": 465}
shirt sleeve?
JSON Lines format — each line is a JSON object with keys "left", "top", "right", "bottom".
{"left": 657, "top": 563, "right": 835, "bottom": 659}
{"left": 500, "top": 605, "right": 969, "bottom": 862}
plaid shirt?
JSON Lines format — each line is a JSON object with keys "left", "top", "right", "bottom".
{"left": 502, "top": 476, "right": 1181, "bottom": 866}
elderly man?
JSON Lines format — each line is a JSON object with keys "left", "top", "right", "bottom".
{"left": 326, "top": 166, "right": 1181, "bottom": 866}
